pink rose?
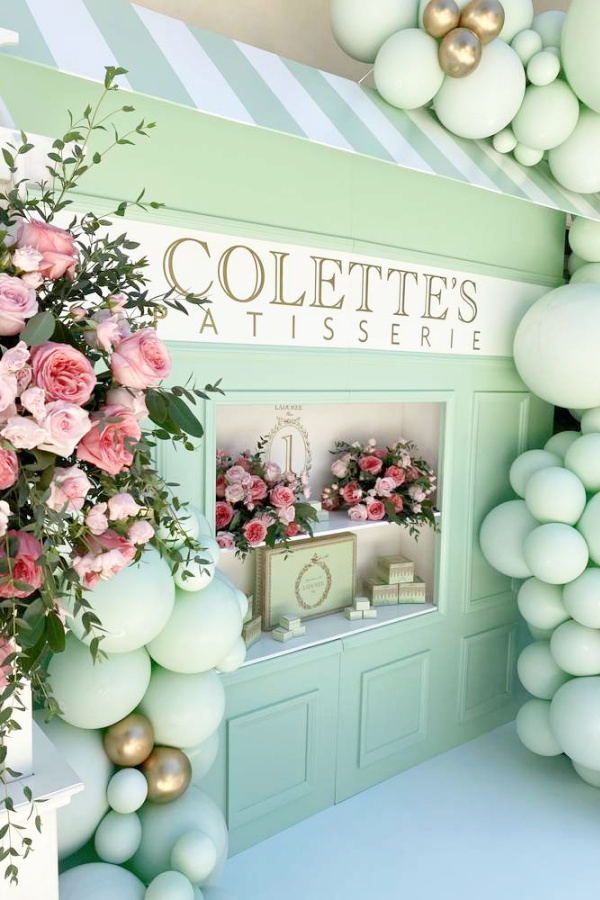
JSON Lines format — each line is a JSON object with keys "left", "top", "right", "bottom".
{"left": 331, "top": 455, "right": 350, "bottom": 479}
{"left": 12, "top": 246, "right": 43, "bottom": 273}
{"left": 225, "top": 465, "right": 248, "bottom": 484}
{"left": 47, "top": 466, "right": 92, "bottom": 513}
{"left": 366, "top": 499, "right": 386, "bottom": 521}
{"left": 111, "top": 328, "right": 171, "bottom": 389}
{"left": 108, "top": 492, "right": 141, "bottom": 521}
{"left": 108, "top": 293, "right": 127, "bottom": 311}
{"left": 216, "top": 474, "right": 227, "bottom": 498}
{"left": 31, "top": 342, "right": 96, "bottom": 406}
{"left": 106, "top": 387, "right": 147, "bottom": 420}
{"left": 0, "top": 275, "right": 38, "bottom": 336}
{"left": 234, "top": 456, "right": 252, "bottom": 471}
{"left": 0, "top": 374, "right": 17, "bottom": 413}
{"left": 408, "top": 485, "right": 426, "bottom": 502}
{"left": 128, "top": 520, "right": 155, "bottom": 545}
{"left": 72, "top": 552, "right": 102, "bottom": 589}
{"left": 0, "top": 342, "right": 29, "bottom": 375}
{"left": 270, "top": 484, "right": 295, "bottom": 508}
{"left": 358, "top": 455, "right": 383, "bottom": 476}
{"left": 372, "top": 448, "right": 387, "bottom": 459}
{"left": 341, "top": 481, "right": 362, "bottom": 505}
{"left": 20, "top": 386, "right": 45, "bottom": 420}
{"left": 390, "top": 494, "right": 404, "bottom": 513}
{"left": 86, "top": 503, "right": 109, "bottom": 536}
{"left": 250, "top": 476, "right": 268, "bottom": 502}
{"left": 88, "top": 529, "right": 136, "bottom": 565}
{"left": 17, "top": 220, "right": 78, "bottom": 281}
{"left": 0, "top": 449, "right": 18, "bottom": 490}
{"left": 225, "top": 482, "right": 246, "bottom": 505}
{"left": 375, "top": 476, "right": 396, "bottom": 497}
{"left": 216, "top": 531, "right": 235, "bottom": 550}
{"left": 406, "top": 466, "right": 420, "bottom": 481}
{"left": 278, "top": 505, "right": 296, "bottom": 525}
{"left": 412, "top": 503, "right": 422, "bottom": 514}
{"left": 0, "top": 530, "right": 43, "bottom": 598}
{"left": 38, "top": 401, "right": 91, "bottom": 458}
{"left": 0, "top": 500, "right": 10, "bottom": 537}
{"left": 348, "top": 503, "right": 368, "bottom": 521}
{"left": 77, "top": 404, "right": 141, "bottom": 476}
{"left": 264, "top": 461, "right": 281, "bottom": 483}
{"left": 74, "top": 530, "right": 136, "bottom": 588}
{"left": 385, "top": 465, "right": 406, "bottom": 486}
{"left": 286, "top": 521, "right": 301, "bottom": 537}
{"left": 85, "top": 310, "right": 130, "bottom": 352}
{"left": 15, "top": 368, "right": 32, "bottom": 396}
{"left": 215, "top": 500, "right": 234, "bottom": 530}
{"left": 0, "top": 637, "right": 12, "bottom": 688}
{"left": 1, "top": 415, "right": 48, "bottom": 450}
{"left": 243, "top": 518, "right": 268, "bottom": 546}
{"left": 21, "top": 272, "right": 43, "bottom": 289}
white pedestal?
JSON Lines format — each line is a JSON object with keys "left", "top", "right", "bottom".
{"left": 2, "top": 684, "right": 33, "bottom": 783}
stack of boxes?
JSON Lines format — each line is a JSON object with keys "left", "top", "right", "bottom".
{"left": 242, "top": 594, "right": 262, "bottom": 649}
{"left": 344, "top": 595, "right": 377, "bottom": 621}
{"left": 364, "top": 554, "right": 427, "bottom": 606}
{"left": 272, "top": 613, "right": 307, "bottom": 643}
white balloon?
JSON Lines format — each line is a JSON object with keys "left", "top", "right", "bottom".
{"left": 492, "top": 128, "right": 517, "bottom": 154}
{"left": 94, "top": 811, "right": 142, "bottom": 864}
{"left": 582, "top": 407, "right": 600, "bottom": 434}
{"left": 524, "top": 466, "right": 586, "bottom": 525}
{"left": 374, "top": 29, "right": 444, "bottom": 111}
{"left": 146, "top": 871, "right": 195, "bottom": 900}
{"left": 561, "top": 0, "right": 600, "bottom": 114}
{"left": 517, "top": 578, "right": 569, "bottom": 631}
{"left": 516, "top": 699, "right": 562, "bottom": 756}
{"left": 512, "top": 82, "right": 579, "bottom": 151}
{"left": 573, "top": 760, "right": 600, "bottom": 788}
{"left": 527, "top": 50, "right": 560, "bottom": 86}
{"left": 171, "top": 830, "right": 218, "bottom": 884}
{"left": 532, "top": 10, "right": 566, "bottom": 48}
{"left": 189, "top": 732, "right": 220, "bottom": 784}
{"left": 569, "top": 217, "right": 600, "bottom": 263}
{"left": 216, "top": 637, "right": 247, "bottom": 673}
{"left": 566, "top": 434, "right": 600, "bottom": 492}
{"left": 331, "top": 0, "right": 419, "bottom": 63}
{"left": 544, "top": 431, "right": 580, "bottom": 461}
{"left": 479, "top": 500, "right": 537, "bottom": 579}
{"left": 59, "top": 864, "right": 145, "bottom": 900}
{"left": 107, "top": 768, "right": 148, "bottom": 814}
{"left": 550, "top": 676, "right": 600, "bottom": 767}
{"left": 551, "top": 620, "right": 600, "bottom": 675}
{"left": 174, "top": 558, "right": 216, "bottom": 592}
{"left": 524, "top": 524, "right": 589, "bottom": 585}
{"left": 577, "top": 493, "right": 600, "bottom": 564}
{"left": 517, "top": 641, "right": 570, "bottom": 699}
{"left": 499, "top": 0, "right": 534, "bottom": 44}
{"left": 514, "top": 144, "right": 544, "bottom": 167}
{"left": 564, "top": 569, "right": 600, "bottom": 629}
{"left": 549, "top": 108, "right": 600, "bottom": 195}
{"left": 511, "top": 28, "right": 542, "bottom": 65}
{"left": 514, "top": 284, "right": 600, "bottom": 409}
{"left": 572, "top": 264, "right": 600, "bottom": 285}
{"left": 509, "top": 449, "right": 561, "bottom": 497}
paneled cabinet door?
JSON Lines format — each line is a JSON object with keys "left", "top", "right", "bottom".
{"left": 215, "top": 642, "right": 342, "bottom": 854}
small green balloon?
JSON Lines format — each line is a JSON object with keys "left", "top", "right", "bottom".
{"left": 544, "top": 431, "right": 580, "bottom": 461}
{"left": 525, "top": 466, "right": 586, "bottom": 525}
{"left": 516, "top": 699, "right": 562, "bottom": 756}
{"left": 523, "top": 523, "right": 589, "bottom": 585}
{"left": 332, "top": 0, "right": 419, "bottom": 63}
{"left": 518, "top": 578, "right": 569, "bottom": 631}
{"left": 509, "top": 449, "right": 561, "bottom": 497}
{"left": 94, "top": 811, "right": 142, "bottom": 864}
{"left": 569, "top": 217, "right": 600, "bottom": 263}
{"left": 145, "top": 871, "right": 195, "bottom": 900}
{"left": 139, "top": 668, "right": 225, "bottom": 749}
{"left": 527, "top": 50, "right": 560, "bottom": 86}
{"left": 514, "top": 143, "right": 543, "bottom": 167}
{"left": 577, "top": 493, "right": 600, "bottom": 564}
{"left": 107, "top": 768, "right": 148, "bottom": 815}
{"left": 511, "top": 28, "right": 542, "bottom": 65}
{"left": 492, "top": 128, "right": 517, "bottom": 154}
{"left": 479, "top": 500, "right": 537, "bottom": 579}
{"left": 566, "top": 434, "right": 600, "bottom": 492}
{"left": 517, "top": 641, "right": 570, "bottom": 700}
{"left": 572, "top": 264, "right": 600, "bottom": 285}
{"left": 564, "top": 569, "right": 600, "bottom": 629}
{"left": 512, "top": 81, "right": 579, "bottom": 151}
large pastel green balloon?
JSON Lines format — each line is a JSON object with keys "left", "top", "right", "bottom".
{"left": 374, "top": 29, "right": 443, "bottom": 111}
{"left": 479, "top": 500, "right": 536, "bottom": 578}
{"left": 571, "top": 264, "right": 600, "bottom": 285}
{"left": 146, "top": 871, "right": 195, "bottom": 900}
{"left": 582, "top": 407, "right": 600, "bottom": 434}
{"left": 524, "top": 466, "right": 586, "bottom": 525}
{"left": 550, "top": 676, "right": 600, "bottom": 766}
{"left": 331, "top": 0, "right": 419, "bottom": 63}
{"left": 94, "top": 810, "right": 142, "bottom": 864}
{"left": 516, "top": 698, "right": 562, "bottom": 756}
{"left": 107, "top": 767, "right": 148, "bottom": 814}
{"left": 434, "top": 40, "right": 525, "bottom": 140}
{"left": 561, "top": 0, "right": 600, "bottom": 114}
{"left": 498, "top": 0, "right": 534, "bottom": 43}
{"left": 511, "top": 29, "right": 542, "bottom": 66}
{"left": 216, "top": 637, "right": 247, "bottom": 674}
{"left": 566, "top": 434, "right": 600, "bottom": 492}
{"left": 36, "top": 715, "right": 112, "bottom": 858}
{"left": 517, "top": 578, "right": 569, "bottom": 631}
{"left": 524, "top": 524, "right": 589, "bottom": 585}
{"left": 48, "top": 634, "right": 151, "bottom": 729}
{"left": 564, "top": 569, "right": 600, "bottom": 629}
{"left": 577, "top": 493, "right": 600, "bottom": 564}
{"left": 189, "top": 732, "right": 220, "bottom": 784}
{"left": 573, "top": 760, "right": 600, "bottom": 787}
{"left": 133, "top": 787, "right": 228, "bottom": 884}
{"left": 59, "top": 864, "right": 145, "bottom": 900}
{"left": 509, "top": 449, "right": 561, "bottom": 497}
{"left": 68, "top": 548, "right": 175, "bottom": 653}
{"left": 514, "top": 284, "right": 600, "bottom": 409}
{"left": 517, "top": 641, "right": 570, "bottom": 699}
{"left": 139, "top": 668, "right": 225, "bottom": 748}
{"left": 549, "top": 108, "right": 600, "bottom": 194}
{"left": 551, "top": 620, "right": 600, "bottom": 675}
{"left": 569, "top": 217, "right": 600, "bottom": 263}
{"left": 147, "top": 577, "right": 242, "bottom": 674}
{"left": 512, "top": 82, "right": 579, "bottom": 151}
{"left": 544, "top": 431, "right": 580, "bottom": 461}
{"left": 532, "top": 11, "right": 566, "bottom": 48}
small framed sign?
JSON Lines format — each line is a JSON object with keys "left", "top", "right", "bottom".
{"left": 256, "top": 532, "right": 357, "bottom": 629}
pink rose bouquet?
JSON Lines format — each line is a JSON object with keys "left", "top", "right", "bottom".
{"left": 321, "top": 437, "right": 437, "bottom": 535}
{"left": 215, "top": 441, "right": 316, "bottom": 556}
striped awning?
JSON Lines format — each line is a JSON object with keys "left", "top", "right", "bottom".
{"left": 3, "top": 0, "right": 600, "bottom": 222}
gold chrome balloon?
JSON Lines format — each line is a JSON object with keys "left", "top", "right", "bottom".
{"left": 460, "top": 0, "right": 505, "bottom": 45}
{"left": 439, "top": 27, "right": 482, "bottom": 78}
{"left": 103, "top": 713, "right": 154, "bottom": 767}
{"left": 141, "top": 746, "right": 192, "bottom": 804}
{"left": 423, "top": 0, "right": 461, "bottom": 38}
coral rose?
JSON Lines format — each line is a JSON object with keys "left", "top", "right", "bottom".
{"left": 76, "top": 404, "right": 141, "bottom": 476}
{"left": 216, "top": 474, "right": 227, "bottom": 498}
{"left": 106, "top": 386, "right": 147, "bottom": 420}
{"left": 249, "top": 476, "right": 268, "bottom": 502}
{"left": 358, "top": 455, "right": 383, "bottom": 476}
{"left": 31, "top": 342, "right": 96, "bottom": 405}
{"left": 0, "top": 530, "right": 43, "bottom": 598}
{"left": 243, "top": 518, "right": 268, "bottom": 546}
{"left": 0, "top": 275, "right": 38, "bottom": 336}
{"left": 366, "top": 499, "right": 386, "bottom": 521}
{"left": 0, "top": 448, "right": 17, "bottom": 490}
{"left": 111, "top": 328, "right": 171, "bottom": 389}
{"left": 389, "top": 494, "right": 404, "bottom": 513}
{"left": 385, "top": 465, "right": 406, "bottom": 486}
{"left": 17, "top": 219, "right": 78, "bottom": 280}
{"left": 286, "top": 521, "right": 301, "bottom": 537}
{"left": 341, "top": 481, "right": 362, "bottom": 505}
{"left": 348, "top": 503, "right": 368, "bottom": 521}
{"left": 215, "top": 500, "right": 234, "bottom": 530}
{"left": 270, "top": 484, "right": 295, "bottom": 508}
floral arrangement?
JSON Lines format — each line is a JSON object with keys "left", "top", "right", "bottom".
{"left": 321, "top": 438, "right": 437, "bottom": 535}
{"left": 0, "top": 68, "right": 218, "bottom": 877}
{"left": 215, "top": 441, "right": 316, "bottom": 555}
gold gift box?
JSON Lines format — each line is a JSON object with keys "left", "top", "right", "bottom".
{"left": 397, "top": 578, "right": 427, "bottom": 603}
{"left": 364, "top": 578, "right": 399, "bottom": 606}
{"left": 376, "top": 554, "right": 415, "bottom": 585}
{"left": 242, "top": 614, "right": 262, "bottom": 648}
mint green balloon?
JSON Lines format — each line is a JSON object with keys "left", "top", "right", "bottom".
{"left": 523, "top": 523, "right": 589, "bottom": 585}
{"left": 331, "top": 0, "right": 419, "bottom": 63}
{"left": 581, "top": 407, "right": 600, "bottom": 434}
{"left": 572, "top": 264, "right": 600, "bottom": 285}
{"left": 171, "top": 830, "right": 218, "bottom": 884}
{"left": 146, "top": 872, "right": 195, "bottom": 900}
{"left": 48, "top": 634, "right": 151, "bottom": 729}
{"left": 525, "top": 466, "right": 586, "bottom": 525}
{"left": 479, "top": 500, "right": 536, "bottom": 578}
{"left": 577, "top": 493, "right": 600, "bottom": 564}
{"left": 511, "top": 28, "right": 542, "bottom": 65}
{"left": 517, "top": 641, "right": 570, "bottom": 699}
{"left": 509, "top": 449, "right": 561, "bottom": 497}
{"left": 517, "top": 578, "right": 569, "bottom": 631}
{"left": 514, "top": 144, "right": 543, "bottom": 167}
{"left": 551, "top": 620, "right": 600, "bottom": 675}
{"left": 189, "top": 732, "right": 220, "bottom": 784}
{"left": 527, "top": 50, "right": 560, "bottom": 86}
{"left": 532, "top": 11, "right": 566, "bottom": 48}
{"left": 566, "top": 434, "right": 600, "bottom": 492}
{"left": 561, "top": 0, "right": 600, "bottom": 114}
{"left": 573, "top": 760, "right": 600, "bottom": 787}
{"left": 95, "top": 811, "right": 142, "bottom": 864}
{"left": 564, "top": 568, "right": 600, "bottom": 629}
{"left": 60, "top": 864, "right": 145, "bottom": 900}
{"left": 568, "top": 253, "right": 586, "bottom": 276}
{"left": 516, "top": 699, "right": 562, "bottom": 756}
{"left": 492, "top": 128, "right": 517, "bottom": 154}
{"left": 498, "top": 0, "right": 534, "bottom": 43}
{"left": 544, "top": 431, "right": 580, "bottom": 461}
{"left": 550, "top": 676, "right": 600, "bottom": 766}
{"left": 549, "top": 107, "right": 600, "bottom": 194}
{"left": 374, "top": 30, "right": 443, "bottom": 111}
{"left": 107, "top": 768, "right": 148, "bottom": 814}
{"left": 569, "top": 217, "right": 600, "bottom": 263}
{"left": 139, "top": 668, "right": 225, "bottom": 748}
{"left": 512, "top": 82, "right": 579, "bottom": 151}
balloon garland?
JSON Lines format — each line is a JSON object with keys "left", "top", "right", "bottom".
{"left": 38, "top": 506, "right": 243, "bottom": 899}
{"left": 480, "top": 218, "right": 600, "bottom": 785}
{"left": 331, "top": 0, "right": 600, "bottom": 195}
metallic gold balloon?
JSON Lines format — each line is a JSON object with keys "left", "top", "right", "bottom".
{"left": 460, "top": 0, "right": 505, "bottom": 45}
{"left": 141, "top": 746, "right": 192, "bottom": 804}
{"left": 439, "top": 27, "right": 482, "bottom": 78}
{"left": 103, "top": 713, "right": 154, "bottom": 767}
{"left": 423, "top": 0, "right": 461, "bottom": 38}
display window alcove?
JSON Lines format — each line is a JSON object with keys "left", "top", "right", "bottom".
{"left": 215, "top": 393, "right": 447, "bottom": 664}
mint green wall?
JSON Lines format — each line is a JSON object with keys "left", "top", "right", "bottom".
{"left": 0, "top": 57, "right": 563, "bottom": 853}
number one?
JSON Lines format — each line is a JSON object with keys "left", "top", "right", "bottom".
{"left": 282, "top": 433, "right": 293, "bottom": 473}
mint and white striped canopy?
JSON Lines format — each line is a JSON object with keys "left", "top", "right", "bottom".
{"left": 3, "top": 0, "right": 600, "bottom": 221}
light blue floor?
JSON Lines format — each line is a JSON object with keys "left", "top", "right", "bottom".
{"left": 220, "top": 724, "right": 600, "bottom": 900}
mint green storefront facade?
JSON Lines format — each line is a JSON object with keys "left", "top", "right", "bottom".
{"left": 0, "top": 42, "right": 565, "bottom": 857}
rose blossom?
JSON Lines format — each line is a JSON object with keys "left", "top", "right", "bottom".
{"left": 111, "top": 328, "right": 171, "bottom": 389}
{"left": 108, "top": 293, "right": 127, "bottom": 311}
{"left": 216, "top": 474, "right": 227, "bottom": 498}
{"left": 86, "top": 503, "right": 109, "bottom": 536}
{"left": 348, "top": 503, "right": 368, "bottom": 522}
{"left": 389, "top": 494, "right": 404, "bottom": 513}
{"left": 215, "top": 500, "right": 234, "bottom": 530}
{"left": 0, "top": 501, "right": 10, "bottom": 538}
{"left": 412, "top": 503, "right": 422, "bottom": 514}
{"left": 73, "top": 529, "right": 136, "bottom": 588}
{"left": 270, "top": 484, "right": 295, "bottom": 508}
{"left": 341, "top": 482, "right": 362, "bottom": 505}
{"left": 249, "top": 476, "right": 268, "bottom": 502}
{"left": 108, "top": 492, "right": 141, "bottom": 521}
{"left": 225, "top": 465, "right": 249, "bottom": 484}
{"left": 0, "top": 449, "right": 18, "bottom": 490}
{"left": 264, "top": 461, "right": 281, "bottom": 482}
{"left": 21, "top": 272, "right": 43, "bottom": 289}
{"left": 38, "top": 401, "right": 91, "bottom": 458}
{"left": 47, "top": 466, "right": 92, "bottom": 513}
{"left": 85, "top": 310, "right": 130, "bottom": 352}
{"left": 216, "top": 530, "right": 235, "bottom": 550}
{"left": 0, "top": 637, "right": 12, "bottom": 688}
{"left": 406, "top": 466, "right": 420, "bottom": 481}
{"left": 128, "top": 520, "right": 155, "bottom": 545}
{"left": 366, "top": 499, "right": 386, "bottom": 521}
{"left": 371, "top": 448, "right": 387, "bottom": 459}
{"left": 77, "top": 404, "right": 141, "bottom": 476}
{"left": 331, "top": 455, "right": 350, "bottom": 479}
{"left": 31, "top": 342, "right": 96, "bottom": 405}
{"left": 12, "top": 246, "right": 43, "bottom": 273}
{"left": 0, "top": 274, "right": 38, "bottom": 336}
{"left": 20, "top": 386, "right": 45, "bottom": 420}
{"left": 0, "top": 374, "right": 17, "bottom": 414}
{"left": 17, "top": 220, "right": 78, "bottom": 280}
{"left": 106, "top": 387, "right": 147, "bottom": 420}
{"left": 234, "top": 455, "right": 252, "bottom": 471}
{"left": 375, "top": 476, "right": 396, "bottom": 498}
{"left": 243, "top": 518, "right": 268, "bottom": 547}
{"left": 225, "top": 482, "right": 246, "bottom": 505}
{"left": 286, "top": 522, "right": 301, "bottom": 537}
{"left": 278, "top": 505, "right": 295, "bottom": 526}
{"left": 0, "top": 530, "right": 43, "bottom": 598}
{"left": 408, "top": 485, "right": 427, "bottom": 502}
{"left": 358, "top": 455, "right": 383, "bottom": 476}
{"left": 385, "top": 465, "right": 406, "bottom": 486}
{"left": 0, "top": 342, "right": 29, "bottom": 375}
{"left": 1, "top": 415, "right": 48, "bottom": 450}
